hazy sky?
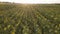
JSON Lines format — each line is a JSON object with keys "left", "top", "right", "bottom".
{"left": 0, "top": 0, "right": 60, "bottom": 4}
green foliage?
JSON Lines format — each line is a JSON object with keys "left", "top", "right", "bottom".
{"left": 0, "top": 2, "right": 60, "bottom": 34}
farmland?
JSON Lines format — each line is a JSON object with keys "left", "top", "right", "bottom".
{"left": 0, "top": 2, "right": 60, "bottom": 34}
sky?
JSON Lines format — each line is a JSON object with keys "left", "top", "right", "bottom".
{"left": 0, "top": 0, "right": 60, "bottom": 4}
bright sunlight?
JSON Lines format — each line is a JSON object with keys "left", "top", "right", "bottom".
{"left": 0, "top": 0, "right": 60, "bottom": 4}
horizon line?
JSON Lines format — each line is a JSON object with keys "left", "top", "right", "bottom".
{"left": 0, "top": 1, "right": 60, "bottom": 4}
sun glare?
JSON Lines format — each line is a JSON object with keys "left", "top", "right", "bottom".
{"left": 0, "top": 0, "right": 60, "bottom": 4}
{"left": 20, "top": 0, "right": 33, "bottom": 3}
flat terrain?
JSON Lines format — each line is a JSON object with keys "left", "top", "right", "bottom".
{"left": 0, "top": 3, "right": 60, "bottom": 34}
